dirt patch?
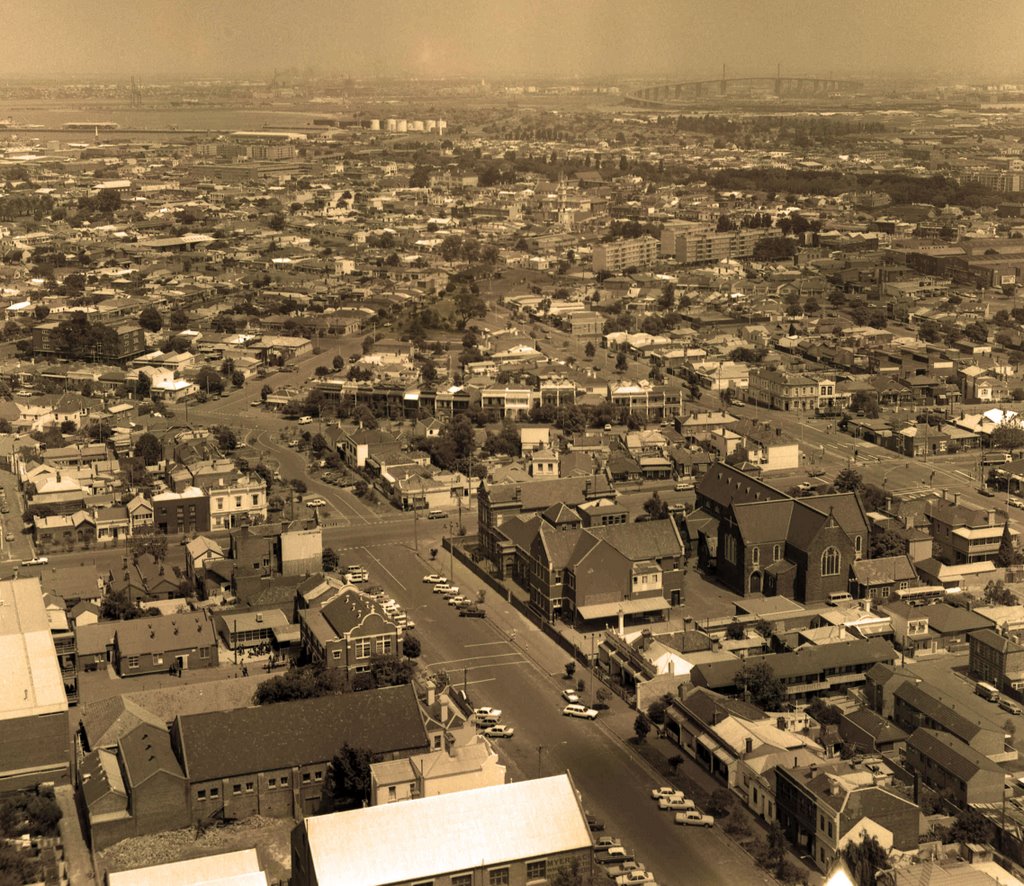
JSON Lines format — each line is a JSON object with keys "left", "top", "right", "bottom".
{"left": 97, "top": 815, "right": 293, "bottom": 882}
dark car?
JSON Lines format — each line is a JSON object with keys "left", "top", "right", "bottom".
{"left": 459, "top": 606, "right": 486, "bottom": 618}
{"left": 586, "top": 812, "right": 605, "bottom": 832}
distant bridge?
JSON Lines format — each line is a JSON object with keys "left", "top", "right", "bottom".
{"left": 626, "top": 76, "right": 863, "bottom": 106}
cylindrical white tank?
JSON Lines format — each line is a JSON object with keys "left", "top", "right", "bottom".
{"left": 369, "top": 119, "right": 380, "bottom": 131}
{"left": 426, "top": 120, "right": 437, "bottom": 131}
{"left": 396, "top": 119, "right": 408, "bottom": 133}
{"left": 386, "top": 118, "right": 397, "bottom": 132}
{"left": 411, "top": 120, "right": 424, "bottom": 132}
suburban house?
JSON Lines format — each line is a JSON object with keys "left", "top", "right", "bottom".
{"left": 368, "top": 735, "right": 506, "bottom": 805}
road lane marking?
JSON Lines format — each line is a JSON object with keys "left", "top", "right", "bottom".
{"left": 423, "top": 652, "right": 523, "bottom": 667}
{"left": 464, "top": 641, "right": 507, "bottom": 649}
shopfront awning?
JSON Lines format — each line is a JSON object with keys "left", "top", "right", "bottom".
{"left": 697, "top": 733, "right": 736, "bottom": 765}
{"left": 577, "top": 597, "right": 669, "bottom": 621}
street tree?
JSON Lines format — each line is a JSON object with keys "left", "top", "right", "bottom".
{"left": 100, "top": 587, "right": 143, "bottom": 621}
{"left": 584, "top": 341, "right": 596, "bottom": 358}
{"left": 642, "top": 492, "right": 669, "bottom": 520}
{"left": 633, "top": 714, "right": 651, "bottom": 743}
{"left": 322, "top": 547, "right": 339, "bottom": 572}
{"left": 995, "top": 522, "right": 1022, "bottom": 568}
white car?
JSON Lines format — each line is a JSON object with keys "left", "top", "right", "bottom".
{"left": 482, "top": 724, "right": 515, "bottom": 739}
{"left": 675, "top": 810, "right": 714, "bottom": 828}
{"left": 422, "top": 574, "right": 445, "bottom": 583}
{"left": 562, "top": 688, "right": 581, "bottom": 704}
{"left": 658, "top": 797, "right": 695, "bottom": 812}
{"left": 447, "top": 595, "right": 469, "bottom": 607}
{"left": 650, "top": 787, "right": 684, "bottom": 802}
{"left": 563, "top": 703, "right": 599, "bottom": 720}
{"left": 305, "top": 498, "right": 327, "bottom": 508}
{"left": 473, "top": 707, "right": 502, "bottom": 720}
{"left": 615, "top": 873, "right": 656, "bottom": 886}
{"left": 433, "top": 583, "right": 452, "bottom": 594}
{"left": 21, "top": 557, "right": 48, "bottom": 567}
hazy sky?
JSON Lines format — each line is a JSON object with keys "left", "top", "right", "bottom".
{"left": 2, "top": 0, "right": 1022, "bottom": 82}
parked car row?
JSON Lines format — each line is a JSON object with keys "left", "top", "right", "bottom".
{"left": 650, "top": 786, "right": 714, "bottom": 827}
{"left": 423, "top": 574, "right": 487, "bottom": 618}
{"left": 364, "top": 586, "right": 415, "bottom": 630}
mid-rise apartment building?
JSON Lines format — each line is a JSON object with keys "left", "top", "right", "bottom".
{"left": 592, "top": 236, "right": 659, "bottom": 273}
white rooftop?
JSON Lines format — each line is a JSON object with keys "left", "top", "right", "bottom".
{"left": 0, "top": 577, "right": 68, "bottom": 721}
{"left": 107, "top": 848, "right": 267, "bottom": 886}
{"left": 301, "top": 775, "right": 592, "bottom": 886}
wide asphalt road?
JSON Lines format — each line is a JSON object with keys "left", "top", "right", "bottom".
{"left": 347, "top": 540, "right": 768, "bottom": 886}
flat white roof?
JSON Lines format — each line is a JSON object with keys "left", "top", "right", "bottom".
{"left": 107, "top": 848, "right": 267, "bottom": 886}
{"left": 302, "top": 775, "right": 591, "bottom": 886}
{"left": 0, "top": 577, "right": 68, "bottom": 721}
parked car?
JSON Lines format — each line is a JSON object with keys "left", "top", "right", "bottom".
{"left": 305, "top": 498, "right": 327, "bottom": 508}
{"left": 21, "top": 557, "right": 48, "bottom": 566}
{"left": 4, "top": 532, "right": 13, "bottom": 542}
{"left": 595, "top": 847, "right": 635, "bottom": 866}
{"left": 473, "top": 707, "right": 502, "bottom": 719}
{"left": 563, "top": 703, "right": 599, "bottom": 720}
{"left": 605, "top": 861, "right": 644, "bottom": 879}
{"left": 674, "top": 810, "right": 714, "bottom": 828}
{"left": 999, "top": 697, "right": 1022, "bottom": 715}
{"left": 459, "top": 606, "right": 486, "bottom": 618}
{"left": 562, "top": 688, "right": 581, "bottom": 704}
{"left": 447, "top": 595, "right": 469, "bottom": 607}
{"left": 650, "top": 787, "right": 684, "bottom": 801}
{"left": 658, "top": 797, "right": 695, "bottom": 812}
{"left": 422, "top": 574, "right": 445, "bottom": 583}
{"left": 585, "top": 813, "right": 605, "bottom": 831}
{"left": 615, "top": 872, "right": 656, "bottom": 886}
{"left": 482, "top": 724, "right": 515, "bottom": 739}
{"left": 594, "top": 837, "right": 623, "bottom": 850}
{"left": 433, "top": 583, "right": 453, "bottom": 594}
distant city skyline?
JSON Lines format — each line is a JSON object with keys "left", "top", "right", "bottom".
{"left": 1, "top": 0, "right": 1023, "bottom": 83}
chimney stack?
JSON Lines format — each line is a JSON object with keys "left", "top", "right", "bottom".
{"left": 427, "top": 679, "right": 436, "bottom": 707}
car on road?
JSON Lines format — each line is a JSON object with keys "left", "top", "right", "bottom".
{"left": 562, "top": 688, "right": 581, "bottom": 704}
{"left": 21, "top": 557, "right": 48, "bottom": 566}
{"left": 674, "top": 810, "right": 714, "bottom": 828}
{"left": 1011, "top": 497, "right": 1024, "bottom": 509}
{"left": 614, "top": 872, "right": 656, "bottom": 886}
{"left": 605, "top": 862, "right": 645, "bottom": 880}
{"left": 305, "top": 498, "right": 327, "bottom": 508}
{"left": 658, "top": 796, "right": 695, "bottom": 812}
{"left": 979, "top": 486, "right": 995, "bottom": 497}
{"left": 447, "top": 595, "right": 469, "bottom": 607}
{"left": 422, "top": 574, "right": 445, "bottom": 584}
{"left": 432, "top": 583, "right": 452, "bottom": 594}
{"left": 650, "top": 787, "right": 683, "bottom": 801}
{"left": 250, "top": 401, "right": 263, "bottom": 407}
{"left": 482, "top": 724, "right": 515, "bottom": 739}
{"left": 595, "top": 847, "right": 635, "bottom": 866}
{"left": 473, "top": 707, "right": 502, "bottom": 720}
{"left": 298, "top": 416, "right": 313, "bottom": 425}
{"left": 594, "top": 837, "right": 622, "bottom": 850}
{"left": 459, "top": 606, "right": 486, "bottom": 618}
{"left": 4, "top": 532, "right": 14, "bottom": 542}
{"left": 585, "top": 813, "right": 605, "bottom": 831}
{"left": 563, "top": 703, "right": 599, "bottom": 720}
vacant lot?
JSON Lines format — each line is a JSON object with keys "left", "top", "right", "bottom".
{"left": 97, "top": 815, "right": 293, "bottom": 882}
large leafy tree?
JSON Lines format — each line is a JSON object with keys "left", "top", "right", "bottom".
{"left": 735, "top": 660, "right": 786, "bottom": 710}
{"left": 133, "top": 432, "right": 162, "bottom": 466}
{"left": 328, "top": 743, "right": 374, "bottom": 810}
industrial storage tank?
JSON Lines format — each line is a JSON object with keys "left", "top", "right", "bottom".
{"left": 385, "top": 118, "right": 397, "bottom": 132}
{"left": 411, "top": 120, "right": 424, "bottom": 132}
{"left": 369, "top": 119, "right": 380, "bottom": 131}
{"left": 396, "top": 119, "right": 408, "bottom": 133}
